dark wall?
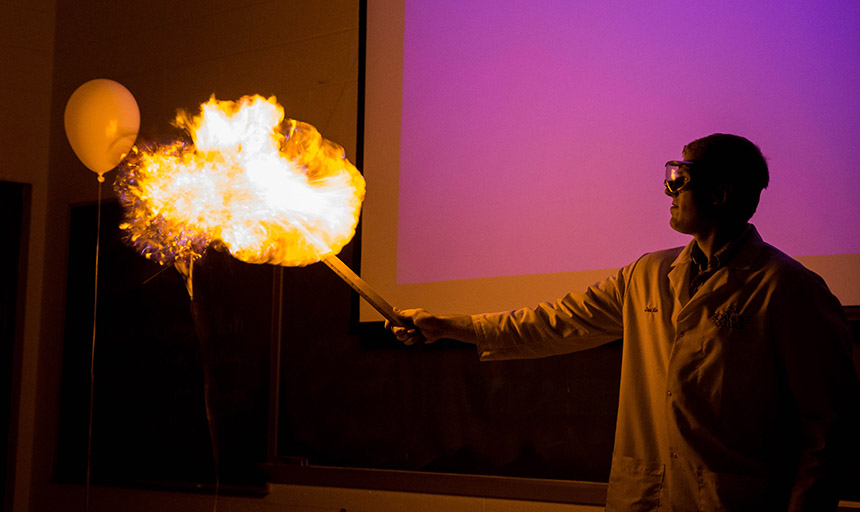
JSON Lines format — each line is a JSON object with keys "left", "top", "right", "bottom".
{"left": 56, "top": 199, "right": 623, "bottom": 493}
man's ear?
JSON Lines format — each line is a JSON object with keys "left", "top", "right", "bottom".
{"left": 711, "top": 184, "right": 730, "bottom": 206}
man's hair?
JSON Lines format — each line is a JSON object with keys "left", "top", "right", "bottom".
{"left": 684, "top": 133, "right": 769, "bottom": 223}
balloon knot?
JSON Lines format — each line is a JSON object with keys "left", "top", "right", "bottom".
{"left": 97, "top": 175, "right": 105, "bottom": 183}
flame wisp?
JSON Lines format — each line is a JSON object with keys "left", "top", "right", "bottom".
{"left": 115, "top": 95, "right": 365, "bottom": 267}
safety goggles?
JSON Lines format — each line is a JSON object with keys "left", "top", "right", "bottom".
{"left": 664, "top": 160, "right": 696, "bottom": 195}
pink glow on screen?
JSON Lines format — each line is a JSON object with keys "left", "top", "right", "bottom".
{"left": 396, "top": 1, "right": 860, "bottom": 285}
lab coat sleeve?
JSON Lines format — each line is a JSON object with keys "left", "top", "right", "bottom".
{"left": 472, "top": 263, "right": 630, "bottom": 361}
{"left": 770, "top": 269, "right": 860, "bottom": 511}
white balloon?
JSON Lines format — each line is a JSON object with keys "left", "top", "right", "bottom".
{"left": 64, "top": 79, "right": 140, "bottom": 177}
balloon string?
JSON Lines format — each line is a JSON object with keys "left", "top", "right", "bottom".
{"left": 85, "top": 178, "right": 104, "bottom": 511}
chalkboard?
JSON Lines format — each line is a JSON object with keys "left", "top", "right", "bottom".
{"left": 274, "top": 239, "right": 622, "bottom": 484}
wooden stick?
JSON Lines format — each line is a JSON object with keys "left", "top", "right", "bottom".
{"left": 322, "top": 255, "right": 406, "bottom": 327}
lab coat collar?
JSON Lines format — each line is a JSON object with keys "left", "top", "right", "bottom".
{"left": 667, "top": 225, "right": 762, "bottom": 312}
{"left": 670, "top": 224, "right": 762, "bottom": 271}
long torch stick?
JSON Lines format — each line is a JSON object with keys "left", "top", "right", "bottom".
{"left": 321, "top": 255, "right": 406, "bottom": 327}
{"left": 286, "top": 218, "right": 406, "bottom": 328}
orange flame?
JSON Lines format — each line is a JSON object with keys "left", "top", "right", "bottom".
{"left": 115, "top": 95, "right": 365, "bottom": 267}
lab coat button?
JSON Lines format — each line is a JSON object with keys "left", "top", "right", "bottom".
{"left": 666, "top": 390, "right": 672, "bottom": 397}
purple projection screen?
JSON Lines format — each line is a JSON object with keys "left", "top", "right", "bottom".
{"left": 362, "top": 0, "right": 860, "bottom": 320}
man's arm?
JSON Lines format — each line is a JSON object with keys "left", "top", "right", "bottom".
{"left": 387, "top": 263, "right": 632, "bottom": 357}
{"left": 772, "top": 274, "right": 860, "bottom": 511}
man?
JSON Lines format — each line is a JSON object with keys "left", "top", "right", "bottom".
{"left": 388, "top": 134, "right": 859, "bottom": 511}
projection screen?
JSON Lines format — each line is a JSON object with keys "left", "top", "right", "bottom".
{"left": 361, "top": 0, "right": 860, "bottom": 321}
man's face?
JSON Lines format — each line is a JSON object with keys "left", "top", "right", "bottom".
{"left": 666, "top": 153, "right": 716, "bottom": 236}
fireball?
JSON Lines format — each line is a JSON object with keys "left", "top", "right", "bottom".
{"left": 115, "top": 94, "right": 365, "bottom": 268}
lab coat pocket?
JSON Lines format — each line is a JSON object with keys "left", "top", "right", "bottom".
{"left": 696, "top": 469, "right": 768, "bottom": 511}
{"left": 605, "top": 454, "right": 664, "bottom": 511}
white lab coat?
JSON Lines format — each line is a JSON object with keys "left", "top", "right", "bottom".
{"left": 473, "top": 226, "right": 859, "bottom": 511}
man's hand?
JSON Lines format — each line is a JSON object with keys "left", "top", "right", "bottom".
{"left": 386, "top": 308, "right": 477, "bottom": 346}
